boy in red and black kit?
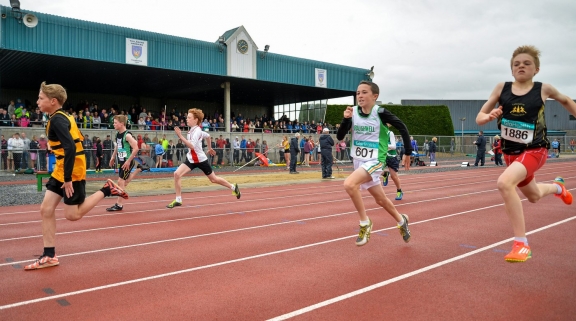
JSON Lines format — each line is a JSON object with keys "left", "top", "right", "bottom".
{"left": 476, "top": 45, "right": 575, "bottom": 263}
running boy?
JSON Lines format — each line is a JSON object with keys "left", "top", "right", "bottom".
{"left": 382, "top": 123, "right": 404, "bottom": 200}
{"left": 476, "top": 45, "right": 575, "bottom": 263}
{"left": 337, "top": 81, "right": 413, "bottom": 246}
{"left": 166, "top": 108, "right": 240, "bottom": 208}
{"left": 25, "top": 82, "right": 128, "bottom": 270}
{"left": 106, "top": 115, "right": 150, "bottom": 212}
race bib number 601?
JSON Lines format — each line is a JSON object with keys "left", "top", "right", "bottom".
{"left": 501, "top": 118, "right": 534, "bottom": 144}
{"left": 352, "top": 140, "right": 378, "bottom": 161}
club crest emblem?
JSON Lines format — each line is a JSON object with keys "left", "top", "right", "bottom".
{"left": 132, "top": 45, "right": 142, "bottom": 59}
{"left": 317, "top": 71, "right": 325, "bottom": 83}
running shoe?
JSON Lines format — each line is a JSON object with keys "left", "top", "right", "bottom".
{"left": 553, "top": 177, "right": 573, "bottom": 205}
{"left": 395, "top": 191, "right": 403, "bottom": 200}
{"left": 103, "top": 179, "right": 128, "bottom": 199}
{"left": 382, "top": 171, "right": 389, "bottom": 186}
{"left": 504, "top": 241, "right": 532, "bottom": 263}
{"left": 106, "top": 204, "right": 123, "bottom": 212}
{"left": 24, "top": 255, "right": 59, "bottom": 270}
{"left": 166, "top": 200, "right": 182, "bottom": 208}
{"left": 397, "top": 214, "right": 411, "bottom": 243}
{"left": 233, "top": 183, "right": 241, "bottom": 199}
{"left": 355, "top": 219, "right": 373, "bottom": 246}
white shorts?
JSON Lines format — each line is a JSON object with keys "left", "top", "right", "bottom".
{"left": 353, "top": 159, "right": 385, "bottom": 190}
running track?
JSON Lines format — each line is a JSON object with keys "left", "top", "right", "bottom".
{"left": 1, "top": 163, "right": 575, "bottom": 320}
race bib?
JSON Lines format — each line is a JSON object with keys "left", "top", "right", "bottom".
{"left": 501, "top": 118, "right": 534, "bottom": 144}
{"left": 352, "top": 140, "right": 378, "bottom": 161}
{"left": 118, "top": 148, "right": 127, "bottom": 161}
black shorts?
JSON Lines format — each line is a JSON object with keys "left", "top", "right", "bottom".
{"left": 46, "top": 177, "right": 86, "bottom": 205}
{"left": 386, "top": 155, "right": 400, "bottom": 172}
{"left": 118, "top": 160, "right": 136, "bottom": 180}
{"left": 183, "top": 159, "right": 213, "bottom": 176}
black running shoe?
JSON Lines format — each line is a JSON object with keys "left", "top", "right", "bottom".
{"left": 106, "top": 203, "right": 124, "bottom": 212}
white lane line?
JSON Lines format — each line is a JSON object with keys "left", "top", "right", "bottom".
{"left": 0, "top": 199, "right": 507, "bottom": 268}
{"left": 0, "top": 184, "right": 503, "bottom": 242}
{"left": 0, "top": 177, "right": 500, "bottom": 226}
{"left": 1, "top": 207, "right": 573, "bottom": 311}
{"left": 267, "top": 215, "right": 576, "bottom": 321}
{"left": 1, "top": 165, "right": 570, "bottom": 217}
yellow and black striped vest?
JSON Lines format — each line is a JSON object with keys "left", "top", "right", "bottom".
{"left": 46, "top": 110, "right": 86, "bottom": 182}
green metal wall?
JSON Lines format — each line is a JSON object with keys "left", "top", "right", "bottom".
{"left": 1, "top": 5, "right": 368, "bottom": 91}
{"left": 257, "top": 52, "right": 369, "bottom": 91}
{"left": 0, "top": 6, "right": 226, "bottom": 75}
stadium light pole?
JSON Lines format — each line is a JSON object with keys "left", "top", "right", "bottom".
{"left": 459, "top": 117, "right": 466, "bottom": 153}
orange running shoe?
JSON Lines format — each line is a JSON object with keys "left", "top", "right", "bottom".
{"left": 24, "top": 255, "right": 59, "bottom": 270}
{"left": 504, "top": 241, "right": 532, "bottom": 263}
{"left": 103, "top": 179, "right": 129, "bottom": 199}
{"left": 553, "top": 177, "right": 572, "bottom": 205}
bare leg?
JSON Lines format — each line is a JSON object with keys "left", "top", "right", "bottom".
{"left": 367, "top": 184, "right": 403, "bottom": 222}
{"left": 62, "top": 190, "right": 106, "bottom": 221}
{"left": 206, "top": 172, "right": 234, "bottom": 189}
{"left": 116, "top": 168, "right": 142, "bottom": 206}
{"left": 173, "top": 164, "right": 191, "bottom": 198}
{"left": 390, "top": 170, "right": 401, "bottom": 190}
{"left": 40, "top": 191, "right": 62, "bottom": 247}
{"left": 342, "top": 168, "right": 373, "bottom": 222}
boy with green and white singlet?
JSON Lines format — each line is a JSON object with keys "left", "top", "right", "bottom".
{"left": 336, "top": 81, "right": 413, "bottom": 246}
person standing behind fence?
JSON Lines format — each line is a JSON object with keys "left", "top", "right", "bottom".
{"left": 82, "top": 133, "right": 92, "bottom": 169}
{"left": 423, "top": 139, "right": 429, "bottom": 157}
{"left": 289, "top": 133, "right": 300, "bottom": 174}
{"left": 240, "top": 135, "right": 248, "bottom": 163}
{"left": 233, "top": 136, "right": 240, "bottom": 165}
{"left": 570, "top": 138, "right": 575, "bottom": 153}
{"left": 21, "top": 132, "right": 31, "bottom": 169}
{"left": 429, "top": 137, "right": 437, "bottom": 162}
{"left": 551, "top": 138, "right": 560, "bottom": 158}
{"left": 176, "top": 139, "right": 185, "bottom": 165}
{"left": 216, "top": 135, "right": 225, "bottom": 165}
{"left": 473, "top": 130, "right": 486, "bottom": 166}
{"left": 493, "top": 135, "right": 503, "bottom": 166}
{"left": 95, "top": 137, "right": 103, "bottom": 172}
{"left": 103, "top": 135, "right": 112, "bottom": 169}
{"left": 38, "top": 134, "right": 48, "bottom": 171}
{"left": 10, "top": 133, "right": 24, "bottom": 171}
{"left": 29, "top": 135, "right": 39, "bottom": 170}
{"left": 319, "top": 128, "right": 334, "bottom": 179}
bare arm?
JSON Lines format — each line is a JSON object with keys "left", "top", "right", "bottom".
{"left": 125, "top": 133, "right": 139, "bottom": 163}
{"left": 543, "top": 83, "right": 576, "bottom": 117}
{"left": 476, "top": 82, "right": 505, "bottom": 125}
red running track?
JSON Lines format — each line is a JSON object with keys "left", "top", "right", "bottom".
{"left": 0, "top": 162, "right": 575, "bottom": 320}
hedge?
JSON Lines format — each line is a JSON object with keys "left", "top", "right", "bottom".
{"left": 325, "top": 104, "right": 454, "bottom": 136}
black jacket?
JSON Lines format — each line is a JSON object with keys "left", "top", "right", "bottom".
{"left": 475, "top": 135, "right": 486, "bottom": 151}
{"left": 319, "top": 134, "right": 334, "bottom": 152}
{"left": 290, "top": 137, "right": 300, "bottom": 154}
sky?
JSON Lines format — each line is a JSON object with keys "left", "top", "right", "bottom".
{"left": 13, "top": 0, "right": 576, "bottom": 105}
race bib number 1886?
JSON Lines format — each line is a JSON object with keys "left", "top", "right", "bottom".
{"left": 501, "top": 118, "right": 534, "bottom": 144}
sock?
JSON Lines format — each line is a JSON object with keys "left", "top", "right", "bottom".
{"left": 176, "top": 196, "right": 182, "bottom": 203}
{"left": 514, "top": 237, "right": 528, "bottom": 245}
{"left": 43, "top": 247, "right": 55, "bottom": 258}
{"left": 397, "top": 216, "right": 405, "bottom": 226}
{"left": 116, "top": 203, "right": 123, "bottom": 208}
{"left": 230, "top": 184, "right": 235, "bottom": 190}
{"left": 397, "top": 189, "right": 402, "bottom": 193}
{"left": 555, "top": 184, "right": 563, "bottom": 194}
{"left": 100, "top": 186, "right": 111, "bottom": 197}
{"left": 359, "top": 219, "right": 370, "bottom": 226}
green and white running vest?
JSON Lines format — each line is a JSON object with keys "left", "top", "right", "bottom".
{"left": 351, "top": 105, "right": 389, "bottom": 162}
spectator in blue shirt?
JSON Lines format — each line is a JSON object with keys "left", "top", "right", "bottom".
{"left": 240, "top": 136, "right": 248, "bottom": 162}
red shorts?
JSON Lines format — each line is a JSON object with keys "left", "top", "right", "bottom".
{"left": 503, "top": 147, "right": 547, "bottom": 187}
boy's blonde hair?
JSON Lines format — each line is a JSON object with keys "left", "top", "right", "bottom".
{"left": 188, "top": 108, "right": 204, "bottom": 124}
{"left": 40, "top": 81, "right": 67, "bottom": 105}
{"left": 511, "top": 45, "right": 541, "bottom": 69}
{"left": 114, "top": 115, "right": 128, "bottom": 125}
